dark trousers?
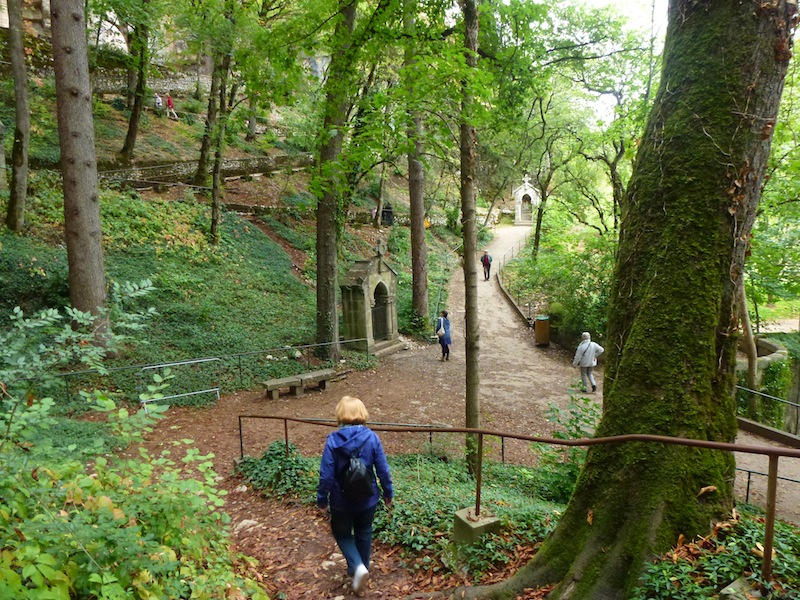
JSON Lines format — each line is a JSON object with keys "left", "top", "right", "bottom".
{"left": 330, "top": 504, "right": 378, "bottom": 575}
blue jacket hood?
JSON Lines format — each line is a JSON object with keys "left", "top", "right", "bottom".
{"left": 328, "top": 424, "right": 373, "bottom": 454}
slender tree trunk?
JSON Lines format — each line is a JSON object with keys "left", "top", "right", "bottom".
{"left": 404, "top": 0, "right": 429, "bottom": 331}
{"left": 210, "top": 53, "right": 231, "bottom": 244}
{"left": 6, "top": 0, "right": 30, "bottom": 231}
{"left": 0, "top": 120, "right": 7, "bottom": 192}
{"left": 120, "top": 20, "right": 149, "bottom": 164}
{"left": 315, "top": 0, "right": 357, "bottom": 360}
{"left": 452, "top": 1, "right": 795, "bottom": 598}
{"left": 195, "top": 59, "right": 221, "bottom": 187}
{"left": 51, "top": 0, "right": 108, "bottom": 319}
{"left": 460, "top": 0, "right": 480, "bottom": 475}
{"left": 531, "top": 195, "right": 545, "bottom": 260}
{"left": 739, "top": 281, "right": 760, "bottom": 418}
{"left": 246, "top": 94, "right": 258, "bottom": 142}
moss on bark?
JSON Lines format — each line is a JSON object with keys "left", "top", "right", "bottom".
{"left": 447, "top": 2, "right": 796, "bottom": 599}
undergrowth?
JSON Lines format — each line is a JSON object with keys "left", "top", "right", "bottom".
{"left": 237, "top": 441, "right": 561, "bottom": 583}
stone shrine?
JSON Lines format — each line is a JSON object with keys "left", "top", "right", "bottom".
{"left": 513, "top": 174, "right": 540, "bottom": 225}
{"left": 340, "top": 242, "right": 400, "bottom": 352}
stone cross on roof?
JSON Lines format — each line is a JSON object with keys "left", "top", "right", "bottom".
{"left": 374, "top": 240, "right": 386, "bottom": 256}
{"left": 522, "top": 173, "right": 531, "bottom": 187}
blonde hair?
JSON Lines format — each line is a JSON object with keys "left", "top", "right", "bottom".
{"left": 335, "top": 395, "right": 369, "bottom": 425}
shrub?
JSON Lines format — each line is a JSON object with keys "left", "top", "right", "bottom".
{"left": 0, "top": 304, "right": 268, "bottom": 600}
{"left": 532, "top": 396, "right": 601, "bottom": 503}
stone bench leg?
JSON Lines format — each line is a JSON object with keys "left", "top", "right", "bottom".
{"left": 267, "top": 389, "right": 280, "bottom": 401}
{"left": 319, "top": 379, "right": 329, "bottom": 391}
{"left": 290, "top": 383, "right": 305, "bottom": 396}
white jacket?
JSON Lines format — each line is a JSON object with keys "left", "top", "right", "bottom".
{"left": 573, "top": 340, "right": 604, "bottom": 368}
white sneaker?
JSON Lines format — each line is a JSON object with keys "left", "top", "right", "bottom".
{"left": 352, "top": 564, "right": 369, "bottom": 596}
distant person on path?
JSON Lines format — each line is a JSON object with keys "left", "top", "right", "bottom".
{"left": 153, "top": 93, "right": 163, "bottom": 115}
{"left": 481, "top": 250, "right": 493, "bottom": 280}
{"left": 435, "top": 310, "right": 451, "bottom": 361}
{"left": 572, "top": 332, "right": 604, "bottom": 393}
{"left": 317, "top": 396, "right": 393, "bottom": 597}
{"left": 166, "top": 93, "right": 178, "bottom": 119}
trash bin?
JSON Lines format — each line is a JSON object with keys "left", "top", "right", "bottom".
{"left": 534, "top": 316, "right": 550, "bottom": 346}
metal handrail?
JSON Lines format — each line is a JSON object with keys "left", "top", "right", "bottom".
{"left": 737, "top": 385, "right": 800, "bottom": 410}
{"left": 17, "top": 338, "right": 370, "bottom": 404}
{"left": 238, "top": 414, "right": 800, "bottom": 582}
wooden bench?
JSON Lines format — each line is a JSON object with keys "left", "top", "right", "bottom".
{"left": 263, "top": 368, "right": 338, "bottom": 400}
{"left": 263, "top": 376, "right": 302, "bottom": 400}
{"left": 296, "top": 368, "right": 338, "bottom": 395}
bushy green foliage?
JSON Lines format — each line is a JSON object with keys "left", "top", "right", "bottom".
{"left": 13, "top": 78, "right": 61, "bottom": 165}
{"left": 237, "top": 441, "right": 319, "bottom": 499}
{"left": 631, "top": 506, "right": 800, "bottom": 598}
{"left": 0, "top": 232, "right": 70, "bottom": 322}
{"left": 532, "top": 396, "right": 601, "bottom": 503}
{"left": 505, "top": 231, "right": 616, "bottom": 340}
{"left": 237, "top": 443, "right": 560, "bottom": 581}
{"left": 0, "top": 305, "right": 267, "bottom": 600}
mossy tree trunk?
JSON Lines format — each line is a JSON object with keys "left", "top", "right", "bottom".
{"left": 315, "top": 0, "right": 357, "bottom": 361}
{"left": 451, "top": 1, "right": 796, "bottom": 598}
{"left": 404, "top": 0, "right": 429, "bottom": 331}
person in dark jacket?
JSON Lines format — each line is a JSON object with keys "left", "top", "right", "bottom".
{"left": 318, "top": 396, "right": 393, "bottom": 597}
{"left": 435, "top": 310, "right": 452, "bottom": 361}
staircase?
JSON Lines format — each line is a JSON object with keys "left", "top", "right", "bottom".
{"left": 371, "top": 339, "right": 408, "bottom": 358}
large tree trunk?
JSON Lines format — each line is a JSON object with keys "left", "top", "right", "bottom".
{"left": 119, "top": 20, "right": 149, "bottom": 164}
{"left": 51, "top": 0, "right": 108, "bottom": 318}
{"left": 404, "top": 0, "right": 429, "bottom": 331}
{"left": 452, "top": 1, "right": 795, "bottom": 598}
{"left": 6, "top": 0, "right": 30, "bottom": 231}
{"left": 460, "top": 0, "right": 481, "bottom": 474}
{"left": 315, "top": 0, "right": 357, "bottom": 360}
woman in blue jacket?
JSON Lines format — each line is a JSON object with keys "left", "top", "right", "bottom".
{"left": 317, "top": 396, "right": 393, "bottom": 596}
{"left": 435, "top": 310, "right": 452, "bottom": 361}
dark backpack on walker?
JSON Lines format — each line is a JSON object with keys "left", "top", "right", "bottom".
{"left": 338, "top": 440, "right": 374, "bottom": 501}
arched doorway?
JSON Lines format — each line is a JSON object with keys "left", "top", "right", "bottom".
{"left": 372, "top": 283, "right": 390, "bottom": 341}
{"left": 521, "top": 194, "right": 533, "bottom": 222}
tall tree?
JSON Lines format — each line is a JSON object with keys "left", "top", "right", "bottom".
{"left": 460, "top": 0, "right": 481, "bottom": 474}
{"left": 403, "top": 0, "right": 429, "bottom": 330}
{"left": 314, "top": 0, "right": 358, "bottom": 360}
{"left": 0, "top": 120, "right": 7, "bottom": 192}
{"left": 6, "top": 0, "right": 30, "bottom": 231}
{"left": 116, "top": 0, "right": 161, "bottom": 164}
{"left": 51, "top": 0, "right": 108, "bottom": 318}
{"left": 452, "top": 0, "right": 796, "bottom": 597}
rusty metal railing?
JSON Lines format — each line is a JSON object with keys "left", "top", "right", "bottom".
{"left": 237, "top": 414, "right": 800, "bottom": 582}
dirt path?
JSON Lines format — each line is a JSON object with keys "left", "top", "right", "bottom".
{"left": 140, "top": 223, "right": 799, "bottom": 599}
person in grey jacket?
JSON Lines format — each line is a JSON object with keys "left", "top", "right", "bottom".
{"left": 572, "top": 332, "right": 604, "bottom": 393}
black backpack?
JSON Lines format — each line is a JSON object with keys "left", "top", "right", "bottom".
{"left": 338, "top": 440, "right": 374, "bottom": 501}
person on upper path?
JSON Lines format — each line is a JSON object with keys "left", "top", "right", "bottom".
{"left": 572, "top": 332, "right": 604, "bottom": 393}
{"left": 480, "top": 249, "right": 493, "bottom": 280}
{"left": 166, "top": 93, "right": 178, "bottom": 119}
{"left": 317, "top": 396, "right": 393, "bottom": 597}
{"left": 435, "top": 310, "right": 452, "bottom": 361}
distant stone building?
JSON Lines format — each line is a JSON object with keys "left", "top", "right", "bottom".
{"left": 0, "top": 0, "right": 51, "bottom": 36}
{"left": 512, "top": 174, "right": 540, "bottom": 225}
{"left": 340, "top": 243, "right": 399, "bottom": 352}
